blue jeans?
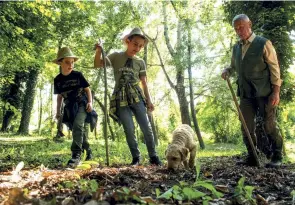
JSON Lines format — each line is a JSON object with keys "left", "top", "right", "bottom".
{"left": 118, "top": 100, "right": 157, "bottom": 158}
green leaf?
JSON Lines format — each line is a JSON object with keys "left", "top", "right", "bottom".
{"left": 76, "top": 163, "right": 91, "bottom": 170}
{"left": 157, "top": 188, "right": 173, "bottom": 199}
{"left": 122, "top": 187, "right": 130, "bottom": 194}
{"left": 244, "top": 185, "right": 255, "bottom": 199}
{"left": 234, "top": 176, "right": 245, "bottom": 195}
{"left": 155, "top": 188, "right": 161, "bottom": 198}
{"left": 182, "top": 187, "right": 206, "bottom": 200}
{"left": 179, "top": 181, "right": 189, "bottom": 187}
{"left": 64, "top": 181, "right": 74, "bottom": 189}
{"left": 194, "top": 181, "right": 224, "bottom": 198}
{"left": 89, "top": 180, "right": 99, "bottom": 193}
{"left": 195, "top": 163, "right": 201, "bottom": 181}
{"left": 132, "top": 195, "right": 146, "bottom": 204}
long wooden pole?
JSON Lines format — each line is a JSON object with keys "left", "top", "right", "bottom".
{"left": 101, "top": 42, "right": 109, "bottom": 166}
{"left": 226, "top": 77, "right": 260, "bottom": 167}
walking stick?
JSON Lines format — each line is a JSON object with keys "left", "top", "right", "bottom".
{"left": 99, "top": 40, "right": 109, "bottom": 166}
{"left": 226, "top": 77, "right": 260, "bottom": 167}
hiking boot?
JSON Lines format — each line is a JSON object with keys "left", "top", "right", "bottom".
{"left": 130, "top": 157, "right": 140, "bottom": 166}
{"left": 53, "top": 136, "right": 64, "bottom": 143}
{"left": 67, "top": 152, "right": 81, "bottom": 167}
{"left": 266, "top": 155, "right": 282, "bottom": 168}
{"left": 56, "top": 130, "right": 65, "bottom": 137}
{"left": 85, "top": 149, "right": 92, "bottom": 161}
{"left": 236, "top": 155, "right": 258, "bottom": 167}
{"left": 150, "top": 156, "right": 162, "bottom": 166}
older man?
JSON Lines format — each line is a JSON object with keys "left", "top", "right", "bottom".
{"left": 221, "top": 14, "right": 283, "bottom": 168}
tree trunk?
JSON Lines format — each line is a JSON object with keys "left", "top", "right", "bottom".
{"left": 144, "top": 45, "right": 159, "bottom": 145}
{"left": 1, "top": 110, "right": 14, "bottom": 132}
{"left": 18, "top": 69, "right": 39, "bottom": 135}
{"left": 162, "top": 2, "right": 191, "bottom": 125}
{"left": 50, "top": 83, "right": 54, "bottom": 137}
{"left": 175, "top": 79, "right": 191, "bottom": 125}
{"left": 1, "top": 72, "right": 24, "bottom": 132}
{"left": 186, "top": 23, "right": 205, "bottom": 149}
{"left": 38, "top": 88, "right": 42, "bottom": 135}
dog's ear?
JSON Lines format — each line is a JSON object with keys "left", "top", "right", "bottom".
{"left": 165, "top": 144, "right": 171, "bottom": 157}
{"left": 179, "top": 147, "right": 189, "bottom": 160}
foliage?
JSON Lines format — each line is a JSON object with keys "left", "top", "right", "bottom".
{"left": 197, "top": 75, "right": 242, "bottom": 143}
{"left": 59, "top": 179, "right": 99, "bottom": 194}
{"left": 0, "top": 1, "right": 294, "bottom": 150}
{"left": 157, "top": 163, "right": 224, "bottom": 204}
{"left": 234, "top": 176, "right": 256, "bottom": 205}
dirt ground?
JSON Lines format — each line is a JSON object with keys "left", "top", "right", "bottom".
{"left": 0, "top": 155, "right": 295, "bottom": 205}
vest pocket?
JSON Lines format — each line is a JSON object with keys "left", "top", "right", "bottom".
{"left": 250, "top": 78, "right": 271, "bottom": 97}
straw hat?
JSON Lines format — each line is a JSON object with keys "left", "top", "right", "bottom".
{"left": 52, "top": 47, "right": 79, "bottom": 64}
{"left": 123, "top": 27, "right": 149, "bottom": 44}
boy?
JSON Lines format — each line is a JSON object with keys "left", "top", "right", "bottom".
{"left": 53, "top": 47, "right": 95, "bottom": 167}
{"left": 94, "top": 28, "right": 161, "bottom": 166}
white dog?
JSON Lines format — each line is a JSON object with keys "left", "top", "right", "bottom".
{"left": 165, "top": 124, "right": 197, "bottom": 169}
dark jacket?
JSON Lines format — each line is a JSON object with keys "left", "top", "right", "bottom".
{"left": 63, "top": 96, "right": 97, "bottom": 131}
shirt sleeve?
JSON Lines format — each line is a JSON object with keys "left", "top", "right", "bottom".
{"left": 264, "top": 40, "right": 282, "bottom": 86}
{"left": 139, "top": 59, "right": 147, "bottom": 77}
{"left": 79, "top": 72, "right": 90, "bottom": 88}
{"left": 53, "top": 78, "right": 60, "bottom": 94}
{"left": 106, "top": 52, "right": 116, "bottom": 67}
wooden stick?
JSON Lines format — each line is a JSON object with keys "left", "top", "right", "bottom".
{"left": 226, "top": 78, "right": 260, "bottom": 167}
{"left": 101, "top": 42, "right": 109, "bottom": 166}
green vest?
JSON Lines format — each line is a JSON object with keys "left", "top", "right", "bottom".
{"left": 233, "top": 36, "right": 272, "bottom": 98}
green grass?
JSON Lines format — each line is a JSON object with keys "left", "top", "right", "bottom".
{"left": 0, "top": 132, "right": 294, "bottom": 171}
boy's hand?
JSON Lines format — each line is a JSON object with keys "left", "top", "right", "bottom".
{"left": 94, "top": 43, "right": 102, "bottom": 51}
{"left": 147, "top": 101, "right": 154, "bottom": 112}
{"left": 86, "top": 102, "right": 93, "bottom": 113}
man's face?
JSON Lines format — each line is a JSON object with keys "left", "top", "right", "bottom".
{"left": 59, "top": 57, "right": 74, "bottom": 76}
{"left": 234, "top": 19, "right": 252, "bottom": 41}
{"left": 126, "top": 36, "right": 145, "bottom": 56}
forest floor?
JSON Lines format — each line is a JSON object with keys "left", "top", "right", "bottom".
{"left": 0, "top": 135, "right": 295, "bottom": 205}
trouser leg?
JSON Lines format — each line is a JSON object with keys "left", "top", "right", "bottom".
{"left": 240, "top": 98, "right": 257, "bottom": 156}
{"left": 71, "top": 106, "right": 87, "bottom": 154}
{"left": 132, "top": 101, "right": 157, "bottom": 158}
{"left": 118, "top": 106, "right": 140, "bottom": 158}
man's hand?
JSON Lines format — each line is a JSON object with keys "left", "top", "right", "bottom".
{"left": 269, "top": 85, "right": 280, "bottom": 106}
{"left": 86, "top": 102, "right": 93, "bottom": 113}
{"left": 221, "top": 69, "right": 230, "bottom": 80}
{"left": 55, "top": 113, "right": 61, "bottom": 120}
{"left": 269, "top": 92, "right": 280, "bottom": 106}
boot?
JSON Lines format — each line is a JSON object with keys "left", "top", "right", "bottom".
{"left": 236, "top": 155, "right": 258, "bottom": 167}
{"left": 53, "top": 130, "right": 65, "bottom": 143}
{"left": 266, "top": 153, "right": 282, "bottom": 168}
{"left": 67, "top": 152, "right": 81, "bottom": 167}
{"left": 130, "top": 157, "right": 140, "bottom": 166}
{"left": 150, "top": 156, "right": 162, "bottom": 166}
{"left": 85, "top": 149, "right": 92, "bottom": 161}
